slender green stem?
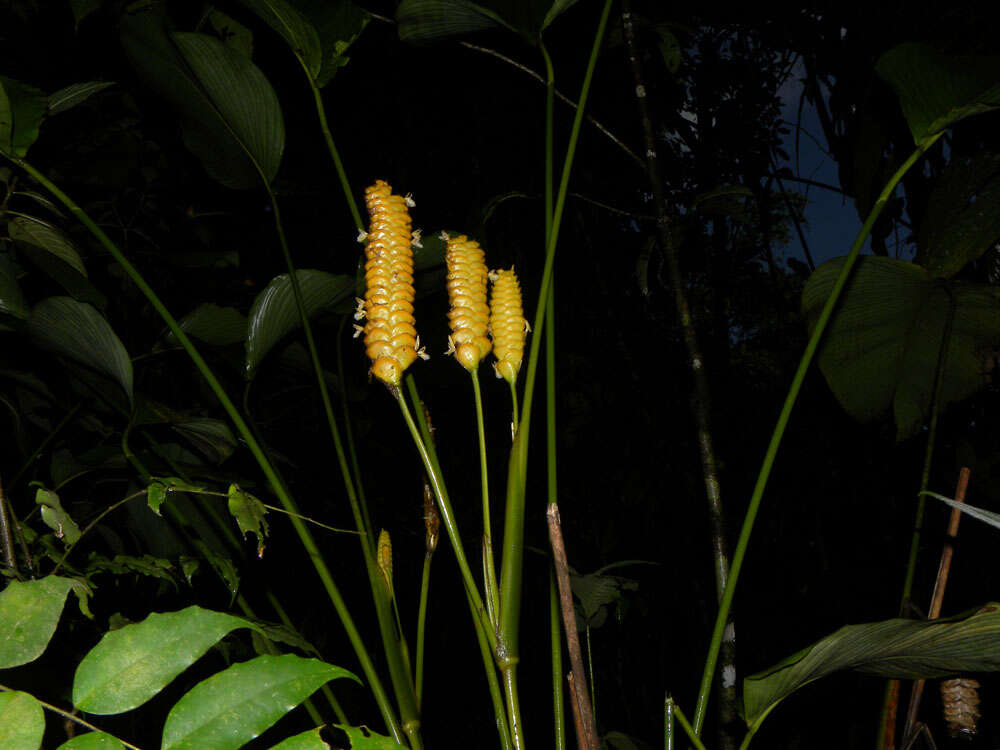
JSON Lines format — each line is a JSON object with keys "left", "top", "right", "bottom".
{"left": 665, "top": 694, "right": 674, "bottom": 750}
{"left": 307, "top": 77, "right": 364, "bottom": 232}
{"left": 508, "top": 381, "right": 520, "bottom": 438}
{"left": 415, "top": 550, "right": 433, "bottom": 710}
{"left": 9, "top": 403, "right": 82, "bottom": 491}
{"left": 472, "top": 369, "right": 500, "bottom": 628}
{"left": 690, "top": 134, "right": 944, "bottom": 735}
{"left": 337, "top": 314, "right": 373, "bottom": 539}
{"left": 9, "top": 158, "right": 404, "bottom": 744}
{"left": 673, "top": 703, "right": 708, "bottom": 750}
{"left": 549, "top": 574, "right": 565, "bottom": 750}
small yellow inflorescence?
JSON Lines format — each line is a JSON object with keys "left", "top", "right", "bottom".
{"left": 488, "top": 267, "right": 529, "bottom": 385}
{"left": 444, "top": 233, "right": 492, "bottom": 371}
{"left": 357, "top": 180, "right": 425, "bottom": 386}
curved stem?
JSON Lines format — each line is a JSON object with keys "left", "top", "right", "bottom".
{"left": 307, "top": 77, "right": 364, "bottom": 232}
{"left": 690, "top": 134, "right": 944, "bottom": 734}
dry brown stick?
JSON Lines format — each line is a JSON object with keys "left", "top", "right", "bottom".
{"left": 567, "top": 672, "right": 588, "bottom": 750}
{"left": 902, "top": 467, "right": 971, "bottom": 742}
{"left": 548, "top": 503, "right": 598, "bottom": 750}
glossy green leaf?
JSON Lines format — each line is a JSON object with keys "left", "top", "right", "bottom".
{"left": 744, "top": 603, "right": 1000, "bottom": 726}
{"left": 56, "top": 732, "right": 126, "bottom": 749}
{"left": 73, "top": 606, "right": 258, "bottom": 714}
{"left": 35, "top": 487, "right": 82, "bottom": 544}
{"left": 162, "top": 655, "right": 357, "bottom": 749}
{"left": 268, "top": 727, "right": 330, "bottom": 749}
{"left": 227, "top": 484, "right": 269, "bottom": 556}
{"left": 245, "top": 270, "right": 354, "bottom": 378}
{"left": 120, "top": 11, "right": 284, "bottom": 189}
{"left": 396, "top": 0, "right": 516, "bottom": 43}
{"left": 0, "top": 76, "right": 47, "bottom": 158}
{"left": 237, "top": 0, "right": 322, "bottom": 78}
{"left": 9, "top": 218, "right": 87, "bottom": 276}
{"left": 0, "top": 691, "right": 44, "bottom": 749}
{"left": 876, "top": 42, "right": 1000, "bottom": 144}
{"left": 0, "top": 576, "right": 75, "bottom": 668}
{"left": 0, "top": 258, "right": 28, "bottom": 319}
{"left": 28, "top": 297, "right": 133, "bottom": 407}
{"left": 333, "top": 725, "right": 406, "bottom": 749}
{"left": 803, "top": 257, "right": 1000, "bottom": 441}
{"left": 166, "top": 303, "right": 248, "bottom": 346}
{"left": 48, "top": 82, "right": 116, "bottom": 116}
{"left": 917, "top": 151, "right": 1000, "bottom": 278}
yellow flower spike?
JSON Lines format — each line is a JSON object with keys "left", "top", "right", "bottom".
{"left": 377, "top": 528, "right": 394, "bottom": 598}
{"left": 361, "top": 180, "right": 423, "bottom": 385}
{"left": 488, "top": 267, "right": 529, "bottom": 385}
{"left": 445, "top": 234, "right": 492, "bottom": 371}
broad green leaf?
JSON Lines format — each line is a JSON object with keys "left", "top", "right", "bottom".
{"left": 237, "top": 0, "right": 322, "bottom": 78}
{"left": 9, "top": 217, "right": 87, "bottom": 277}
{"left": 396, "top": 0, "right": 517, "bottom": 43}
{"left": 35, "top": 487, "right": 82, "bottom": 544}
{"left": 73, "top": 606, "right": 258, "bottom": 714}
{"left": 245, "top": 270, "right": 354, "bottom": 378}
{"left": 28, "top": 297, "right": 133, "bottom": 407}
{"left": 172, "top": 418, "right": 238, "bottom": 465}
{"left": 917, "top": 151, "right": 1000, "bottom": 278}
{"left": 0, "top": 576, "right": 75, "bottom": 668}
{"left": 876, "top": 43, "right": 1000, "bottom": 144}
{"left": 571, "top": 569, "right": 638, "bottom": 628}
{"left": 48, "top": 82, "right": 116, "bottom": 116}
{"left": 0, "top": 76, "right": 47, "bottom": 158}
{"left": 166, "top": 303, "right": 248, "bottom": 346}
{"left": 227, "top": 484, "right": 269, "bottom": 556}
{"left": 0, "top": 258, "right": 28, "bottom": 318}
{"left": 743, "top": 603, "right": 1000, "bottom": 726}
{"left": 120, "top": 11, "right": 284, "bottom": 189}
{"left": 0, "top": 691, "right": 44, "bottom": 749}
{"left": 803, "top": 257, "right": 1000, "bottom": 441}
{"left": 147, "top": 477, "right": 206, "bottom": 516}
{"left": 162, "top": 655, "right": 357, "bottom": 749}
{"left": 268, "top": 727, "right": 330, "bottom": 749}
{"left": 333, "top": 725, "right": 406, "bottom": 749}
{"left": 57, "top": 731, "right": 126, "bottom": 749}
{"left": 207, "top": 10, "right": 254, "bottom": 58}
{"left": 87, "top": 554, "right": 179, "bottom": 587}
{"left": 303, "top": 0, "right": 371, "bottom": 87}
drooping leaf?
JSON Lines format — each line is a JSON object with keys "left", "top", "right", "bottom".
{"left": 0, "top": 258, "right": 28, "bottom": 319}
{"left": 48, "top": 82, "right": 116, "bottom": 116}
{"left": 333, "top": 725, "right": 406, "bottom": 749}
{"left": 917, "top": 151, "right": 1000, "bottom": 278}
{"left": 192, "top": 539, "right": 241, "bottom": 600}
{"left": 166, "top": 303, "right": 248, "bottom": 346}
{"left": 35, "top": 487, "right": 82, "bottom": 544}
{"left": 0, "top": 691, "right": 44, "bottom": 749}
{"left": 171, "top": 418, "right": 238, "bottom": 465}
{"left": 147, "top": 477, "right": 206, "bottom": 516}
{"left": 161, "top": 655, "right": 357, "bottom": 749}
{"left": 227, "top": 484, "right": 269, "bottom": 556}
{"left": 28, "top": 297, "right": 133, "bottom": 407}
{"left": 0, "top": 576, "right": 76, "bottom": 668}
{"left": 245, "top": 270, "right": 354, "bottom": 378}
{"left": 802, "top": 257, "right": 1000, "bottom": 441}
{"left": 268, "top": 727, "right": 330, "bottom": 749}
{"left": 926, "top": 491, "right": 1000, "bottom": 533}
{"left": 876, "top": 42, "right": 1000, "bottom": 145}
{"left": 86, "top": 553, "right": 179, "bottom": 588}
{"left": 56, "top": 731, "right": 127, "bottom": 749}
{"left": 0, "top": 76, "right": 47, "bottom": 158}
{"left": 9, "top": 217, "right": 88, "bottom": 276}
{"left": 237, "top": 0, "right": 322, "bottom": 78}
{"left": 120, "top": 10, "right": 284, "bottom": 189}
{"left": 73, "top": 606, "right": 259, "bottom": 714}
{"left": 396, "top": 0, "right": 517, "bottom": 43}
{"left": 540, "top": 0, "right": 581, "bottom": 31}
{"left": 743, "top": 603, "right": 1000, "bottom": 726}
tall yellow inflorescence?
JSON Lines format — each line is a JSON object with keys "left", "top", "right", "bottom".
{"left": 445, "top": 233, "right": 492, "bottom": 371}
{"left": 488, "top": 267, "right": 529, "bottom": 385}
{"left": 358, "top": 180, "right": 424, "bottom": 386}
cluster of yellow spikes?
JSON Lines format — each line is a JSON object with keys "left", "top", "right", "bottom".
{"left": 357, "top": 180, "right": 528, "bottom": 387}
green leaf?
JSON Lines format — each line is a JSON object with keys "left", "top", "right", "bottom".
{"left": 917, "top": 151, "right": 1000, "bottom": 277}
{"left": 305, "top": 0, "right": 371, "bottom": 87}
{"left": 162, "top": 655, "right": 357, "bottom": 749}
{"left": 147, "top": 477, "right": 206, "bottom": 516}
{"left": 333, "top": 725, "right": 406, "bottom": 749}
{"left": 56, "top": 731, "right": 126, "bottom": 749}
{"left": 9, "top": 217, "right": 88, "bottom": 277}
{"left": 926, "top": 491, "right": 1000, "bottom": 533}
{"left": 0, "top": 258, "right": 28, "bottom": 319}
{"left": 743, "top": 603, "right": 1000, "bottom": 726}
{"left": 87, "top": 553, "right": 179, "bottom": 587}
{"left": 0, "top": 691, "right": 44, "bottom": 749}
{"left": 876, "top": 42, "right": 1000, "bottom": 145}
{"left": 120, "top": 11, "right": 284, "bottom": 189}
{"left": 245, "top": 270, "right": 354, "bottom": 378}
{"left": 653, "top": 24, "right": 681, "bottom": 74}
{"left": 0, "top": 76, "right": 47, "bottom": 158}
{"left": 237, "top": 0, "right": 322, "bottom": 78}
{"left": 48, "top": 82, "right": 116, "bottom": 116}
{"left": 172, "top": 418, "right": 238, "bottom": 465}
{"left": 73, "top": 606, "right": 258, "bottom": 714}
{"left": 207, "top": 10, "right": 254, "bottom": 58}
{"left": 35, "top": 487, "right": 82, "bottom": 544}
{"left": 268, "top": 727, "right": 330, "bottom": 749}
{"left": 28, "top": 297, "right": 133, "bottom": 407}
{"left": 541, "top": 0, "right": 581, "bottom": 30}
{"left": 166, "top": 303, "right": 248, "bottom": 346}
{"left": 227, "top": 484, "right": 269, "bottom": 556}
{"left": 802, "top": 257, "right": 1000, "bottom": 441}
{"left": 0, "top": 576, "right": 75, "bottom": 668}
{"left": 69, "top": 0, "right": 105, "bottom": 30}
{"left": 192, "top": 539, "right": 241, "bottom": 600}
{"left": 570, "top": 570, "right": 638, "bottom": 628}
{"left": 396, "top": 0, "right": 517, "bottom": 43}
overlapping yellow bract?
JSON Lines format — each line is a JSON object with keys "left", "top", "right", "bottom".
{"left": 360, "top": 180, "right": 421, "bottom": 386}
{"left": 445, "top": 233, "right": 492, "bottom": 371}
{"left": 489, "top": 267, "right": 528, "bottom": 385}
